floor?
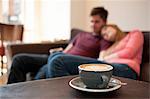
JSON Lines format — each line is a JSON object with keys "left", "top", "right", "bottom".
{"left": 0, "top": 58, "right": 8, "bottom": 86}
{"left": 0, "top": 73, "right": 8, "bottom": 86}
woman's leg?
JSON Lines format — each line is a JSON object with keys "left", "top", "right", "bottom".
{"left": 46, "top": 54, "right": 105, "bottom": 78}
{"left": 111, "top": 63, "right": 137, "bottom": 80}
{"left": 7, "top": 53, "right": 48, "bottom": 84}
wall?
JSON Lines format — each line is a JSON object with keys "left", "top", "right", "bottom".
{"left": 0, "top": 1, "right": 2, "bottom": 21}
{"left": 22, "top": 0, "right": 70, "bottom": 42}
{"left": 148, "top": 0, "right": 150, "bottom": 30}
{"left": 71, "top": 0, "right": 150, "bottom": 31}
{"left": 71, "top": 0, "right": 100, "bottom": 31}
{"left": 71, "top": 0, "right": 86, "bottom": 30}
{"left": 99, "top": 0, "right": 150, "bottom": 31}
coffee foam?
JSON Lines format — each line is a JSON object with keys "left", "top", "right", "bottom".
{"left": 79, "top": 64, "right": 113, "bottom": 71}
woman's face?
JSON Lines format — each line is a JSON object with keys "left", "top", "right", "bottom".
{"left": 101, "top": 26, "right": 117, "bottom": 42}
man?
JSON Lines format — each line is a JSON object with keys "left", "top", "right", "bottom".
{"left": 7, "top": 7, "right": 110, "bottom": 84}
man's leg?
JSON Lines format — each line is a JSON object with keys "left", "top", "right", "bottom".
{"left": 7, "top": 53, "right": 48, "bottom": 84}
{"left": 34, "top": 64, "right": 48, "bottom": 80}
{"left": 46, "top": 54, "right": 138, "bottom": 79}
{"left": 34, "top": 52, "right": 65, "bottom": 79}
{"left": 46, "top": 54, "right": 104, "bottom": 78}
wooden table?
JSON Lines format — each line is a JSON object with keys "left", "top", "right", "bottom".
{"left": 0, "top": 76, "right": 149, "bottom": 99}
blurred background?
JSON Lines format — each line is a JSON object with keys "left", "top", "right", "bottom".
{"left": 0, "top": 0, "right": 149, "bottom": 84}
{"left": 0, "top": 0, "right": 149, "bottom": 43}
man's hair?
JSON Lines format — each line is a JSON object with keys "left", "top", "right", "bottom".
{"left": 90, "top": 7, "right": 108, "bottom": 22}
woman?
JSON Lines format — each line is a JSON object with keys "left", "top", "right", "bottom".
{"left": 45, "top": 24, "right": 144, "bottom": 80}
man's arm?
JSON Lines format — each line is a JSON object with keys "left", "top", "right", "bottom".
{"left": 49, "top": 43, "right": 73, "bottom": 54}
{"left": 49, "top": 32, "right": 81, "bottom": 54}
{"left": 63, "top": 33, "right": 81, "bottom": 53}
{"left": 63, "top": 43, "right": 73, "bottom": 53}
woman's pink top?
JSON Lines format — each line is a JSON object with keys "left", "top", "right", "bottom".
{"left": 108, "top": 30, "right": 144, "bottom": 76}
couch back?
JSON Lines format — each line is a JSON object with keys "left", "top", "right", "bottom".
{"left": 71, "top": 28, "right": 150, "bottom": 82}
{"left": 140, "top": 32, "right": 149, "bottom": 82}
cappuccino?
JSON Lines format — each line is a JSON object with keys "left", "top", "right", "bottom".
{"left": 80, "top": 64, "right": 113, "bottom": 72}
{"left": 78, "top": 64, "right": 113, "bottom": 89}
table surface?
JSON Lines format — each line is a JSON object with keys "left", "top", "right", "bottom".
{"left": 0, "top": 75, "right": 149, "bottom": 99}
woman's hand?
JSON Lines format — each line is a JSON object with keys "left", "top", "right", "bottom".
{"left": 103, "top": 53, "right": 118, "bottom": 62}
{"left": 99, "top": 51, "right": 106, "bottom": 60}
{"left": 97, "top": 57, "right": 104, "bottom": 61}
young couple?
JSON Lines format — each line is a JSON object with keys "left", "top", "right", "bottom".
{"left": 7, "top": 7, "right": 143, "bottom": 84}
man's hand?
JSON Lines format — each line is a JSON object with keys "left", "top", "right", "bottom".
{"left": 49, "top": 47, "right": 63, "bottom": 54}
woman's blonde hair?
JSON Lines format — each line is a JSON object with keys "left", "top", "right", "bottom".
{"left": 100, "top": 24, "right": 126, "bottom": 56}
{"left": 102, "top": 24, "right": 126, "bottom": 42}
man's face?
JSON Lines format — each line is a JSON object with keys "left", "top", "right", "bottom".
{"left": 90, "top": 15, "right": 106, "bottom": 34}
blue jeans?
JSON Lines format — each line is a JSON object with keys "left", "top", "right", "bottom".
{"left": 42, "top": 52, "right": 137, "bottom": 80}
{"left": 34, "top": 52, "right": 64, "bottom": 79}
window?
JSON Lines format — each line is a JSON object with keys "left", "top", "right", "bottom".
{"left": 41, "top": 0, "right": 70, "bottom": 42}
{"left": 1, "top": 0, "right": 71, "bottom": 43}
{"left": 23, "top": 0, "right": 70, "bottom": 42}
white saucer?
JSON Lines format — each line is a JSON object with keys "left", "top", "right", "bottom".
{"left": 69, "top": 77, "right": 122, "bottom": 92}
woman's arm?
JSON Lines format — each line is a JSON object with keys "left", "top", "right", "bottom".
{"left": 115, "top": 30, "right": 143, "bottom": 59}
{"left": 104, "top": 30, "right": 144, "bottom": 60}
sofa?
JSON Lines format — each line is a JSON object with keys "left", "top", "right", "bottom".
{"left": 5, "top": 29, "right": 150, "bottom": 82}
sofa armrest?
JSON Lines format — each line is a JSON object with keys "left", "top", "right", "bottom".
{"left": 5, "top": 42, "right": 68, "bottom": 68}
{"left": 6, "top": 42, "right": 68, "bottom": 58}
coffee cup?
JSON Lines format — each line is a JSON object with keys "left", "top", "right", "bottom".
{"left": 78, "top": 64, "right": 113, "bottom": 89}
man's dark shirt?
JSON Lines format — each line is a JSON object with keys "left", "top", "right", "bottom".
{"left": 65, "top": 32, "right": 112, "bottom": 58}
